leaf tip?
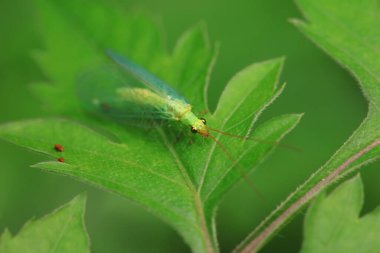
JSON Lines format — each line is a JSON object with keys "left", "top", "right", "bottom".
{"left": 32, "top": 160, "right": 73, "bottom": 172}
{"left": 288, "top": 18, "right": 307, "bottom": 28}
{"left": 69, "top": 192, "right": 88, "bottom": 211}
{"left": 296, "top": 112, "right": 305, "bottom": 120}
{"left": 176, "top": 21, "right": 211, "bottom": 50}
{"left": 288, "top": 17, "right": 300, "bottom": 25}
{"left": 270, "top": 56, "right": 286, "bottom": 68}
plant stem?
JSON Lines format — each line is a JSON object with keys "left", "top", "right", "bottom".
{"left": 194, "top": 193, "right": 216, "bottom": 253}
{"left": 157, "top": 128, "right": 216, "bottom": 253}
{"left": 236, "top": 138, "right": 380, "bottom": 253}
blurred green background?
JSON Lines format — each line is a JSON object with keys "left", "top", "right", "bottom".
{"left": 0, "top": 0, "right": 378, "bottom": 252}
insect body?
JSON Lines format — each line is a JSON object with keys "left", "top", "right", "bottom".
{"left": 77, "top": 50, "right": 209, "bottom": 137}
{"left": 118, "top": 87, "right": 208, "bottom": 136}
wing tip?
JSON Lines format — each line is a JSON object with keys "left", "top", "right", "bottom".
{"left": 105, "top": 48, "right": 117, "bottom": 60}
{"left": 104, "top": 49, "right": 132, "bottom": 67}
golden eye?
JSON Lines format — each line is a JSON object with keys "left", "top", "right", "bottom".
{"left": 191, "top": 126, "right": 197, "bottom": 134}
{"left": 200, "top": 118, "right": 206, "bottom": 125}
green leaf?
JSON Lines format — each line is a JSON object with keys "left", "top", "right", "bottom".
{"left": 0, "top": 0, "right": 301, "bottom": 252}
{"left": 0, "top": 194, "right": 89, "bottom": 253}
{"left": 234, "top": 0, "right": 380, "bottom": 252}
{"left": 301, "top": 175, "right": 380, "bottom": 253}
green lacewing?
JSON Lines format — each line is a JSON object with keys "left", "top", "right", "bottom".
{"left": 76, "top": 50, "right": 293, "bottom": 196}
{"left": 77, "top": 49, "right": 212, "bottom": 137}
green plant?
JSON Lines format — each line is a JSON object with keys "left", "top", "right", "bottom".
{"left": 235, "top": 0, "right": 380, "bottom": 252}
{"left": 0, "top": 195, "right": 88, "bottom": 253}
{"left": 1, "top": 0, "right": 380, "bottom": 252}
{"left": 300, "top": 175, "right": 380, "bottom": 253}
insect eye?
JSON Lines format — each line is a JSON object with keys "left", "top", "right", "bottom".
{"left": 191, "top": 127, "right": 198, "bottom": 134}
{"left": 200, "top": 118, "right": 206, "bottom": 125}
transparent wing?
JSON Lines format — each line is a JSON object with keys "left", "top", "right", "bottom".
{"left": 76, "top": 65, "right": 175, "bottom": 126}
{"left": 106, "top": 49, "right": 188, "bottom": 103}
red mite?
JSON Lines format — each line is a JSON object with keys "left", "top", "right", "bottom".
{"left": 54, "top": 144, "right": 64, "bottom": 152}
{"left": 57, "top": 157, "right": 65, "bottom": 163}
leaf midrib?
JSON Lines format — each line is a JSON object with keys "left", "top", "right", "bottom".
{"left": 48, "top": 201, "right": 76, "bottom": 253}
{"left": 156, "top": 128, "right": 215, "bottom": 252}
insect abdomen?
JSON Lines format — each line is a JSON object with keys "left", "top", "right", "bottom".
{"left": 117, "top": 87, "right": 190, "bottom": 121}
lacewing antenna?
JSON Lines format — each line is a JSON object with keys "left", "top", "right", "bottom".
{"left": 207, "top": 127, "right": 301, "bottom": 152}
{"left": 208, "top": 133, "right": 265, "bottom": 201}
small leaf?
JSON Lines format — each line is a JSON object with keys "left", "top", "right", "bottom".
{"left": 0, "top": 194, "right": 89, "bottom": 253}
{"left": 200, "top": 58, "right": 289, "bottom": 202}
{"left": 203, "top": 113, "right": 302, "bottom": 209}
{"left": 164, "top": 24, "right": 214, "bottom": 112}
{"left": 301, "top": 175, "right": 380, "bottom": 253}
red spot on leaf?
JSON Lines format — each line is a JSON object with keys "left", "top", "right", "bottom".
{"left": 54, "top": 144, "right": 64, "bottom": 152}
